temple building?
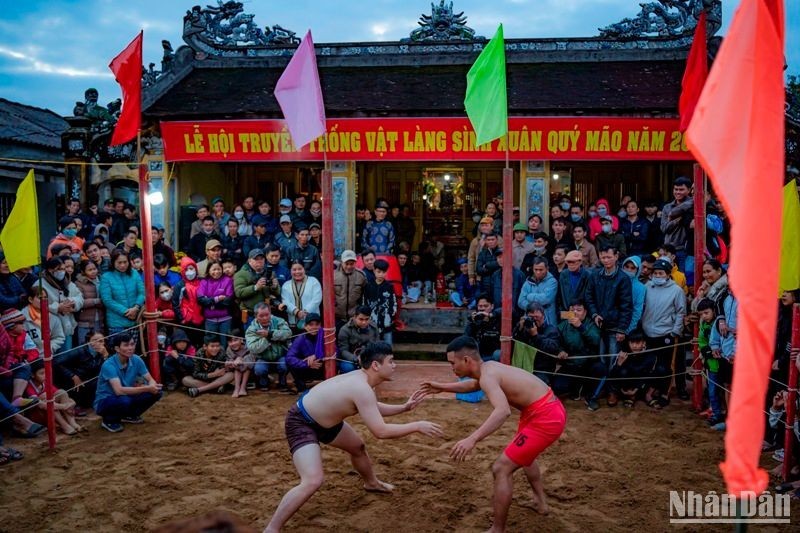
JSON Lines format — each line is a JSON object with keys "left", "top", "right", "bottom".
{"left": 62, "top": 0, "right": 797, "bottom": 255}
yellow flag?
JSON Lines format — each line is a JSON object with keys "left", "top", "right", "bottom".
{"left": 0, "top": 170, "right": 41, "bottom": 271}
{"left": 780, "top": 181, "right": 800, "bottom": 292}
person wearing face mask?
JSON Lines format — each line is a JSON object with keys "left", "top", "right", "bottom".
{"left": 188, "top": 216, "right": 221, "bottom": 262}
{"left": 232, "top": 204, "right": 253, "bottom": 237}
{"left": 171, "top": 256, "right": 204, "bottom": 346}
{"left": 621, "top": 257, "right": 645, "bottom": 336}
{"left": 558, "top": 196, "right": 572, "bottom": 214}
{"left": 587, "top": 199, "right": 619, "bottom": 241}
{"left": 594, "top": 216, "right": 627, "bottom": 258}
{"left": 40, "top": 256, "right": 84, "bottom": 353}
{"left": 47, "top": 216, "right": 85, "bottom": 260}
{"left": 154, "top": 282, "right": 177, "bottom": 323}
{"left": 99, "top": 250, "right": 145, "bottom": 343}
{"left": 640, "top": 259, "right": 686, "bottom": 399}
{"left": 569, "top": 202, "right": 586, "bottom": 226}
{"left": 307, "top": 200, "right": 323, "bottom": 227}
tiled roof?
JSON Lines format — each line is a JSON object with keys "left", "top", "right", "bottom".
{"left": 0, "top": 98, "right": 67, "bottom": 149}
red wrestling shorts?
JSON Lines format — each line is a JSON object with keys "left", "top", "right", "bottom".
{"left": 504, "top": 389, "right": 566, "bottom": 467}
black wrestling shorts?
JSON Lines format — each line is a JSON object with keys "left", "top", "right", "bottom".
{"left": 285, "top": 404, "right": 344, "bottom": 455}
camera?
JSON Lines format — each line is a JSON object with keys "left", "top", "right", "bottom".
{"left": 523, "top": 317, "right": 535, "bottom": 329}
{"left": 471, "top": 311, "right": 488, "bottom": 322}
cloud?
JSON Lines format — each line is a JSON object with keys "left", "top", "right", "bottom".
{"left": 0, "top": 45, "right": 112, "bottom": 78}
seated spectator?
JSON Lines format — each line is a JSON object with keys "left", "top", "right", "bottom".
{"left": 608, "top": 330, "right": 666, "bottom": 409}
{"left": 450, "top": 258, "right": 478, "bottom": 308}
{"left": 1, "top": 308, "right": 39, "bottom": 407}
{"left": 513, "top": 302, "right": 560, "bottom": 384}
{"left": 25, "top": 361, "right": 83, "bottom": 435}
{"left": 363, "top": 259, "right": 397, "bottom": 344}
{"left": 233, "top": 249, "right": 273, "bottom": 327}
{"left": 555, "top": 299, "right": 600, "bottom": 399}
{"left": 94, "top": 332, "right": 162, "bottom": 433}
{"left": 464, "top": 295, "right": 501, "bottom": 361}
{"left": 75, "top": 260, "right": 104, "bottom": 344}
{"left": 162, "top": 328, "right": 196, "bottom": 391}
{"left": 0, "top": 250, "right": 26, "bottom": 309}
{"left": 198, "top": 261, "right": 234, "bottom": 349}
{"left": 246, "top": 303, "right": 291, "bottom": 391}
{"left": 337, "top": 305, "right": 378, "bottom": 373}
{"left": 59, "top": 329, "right": 107, "bottom": 411}
{"left": 225, "top": 329, "right": 254, "bottom": 398}
{"left": 183, "top": 335, "right": 233, "bottom": 398}
{"left": 518, "top": 256, "right": 558, "bottom": 326}
{"left": 22, "top": 286, "right": 65, "bottom": 358}
{"left": 285, "top": 313, "right": 325, "bottom": 393}
{"left": 281, "top": 262, "right": 322, "bottom": 330}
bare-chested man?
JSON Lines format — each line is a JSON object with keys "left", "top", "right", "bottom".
{"left": 422, "top": 336, "right": 567, "bottom": 533}
{"left": 264, "top": 341, "right": 444, "bottom": 532}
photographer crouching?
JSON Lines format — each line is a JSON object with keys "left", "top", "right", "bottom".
{"left": 464, "top": 294, "right": 501, "bottom": 361}
{"left": 513, "top": 302, "right": 560, "bottom": 383}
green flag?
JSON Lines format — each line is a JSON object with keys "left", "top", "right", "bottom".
{"left": 464, "top": 24, "right": 508, "bottom": 146}
{"left": 0, "top": 170, "right": 41, "bottom": 271}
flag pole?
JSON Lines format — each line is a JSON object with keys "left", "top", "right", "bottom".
{"left": 782, "top": 303, "right": 800, "bottom": 480}
{"left": 39, "top": 276, "right": 57, "bottom": 450}
{"left": 500, "top": 135, "right": 513, "bottom": 365}
{"left": 137, "top": 130, "right": 161, "bottom": 382}
{"left": 692, "top": 163, "right": 706, "bottom": 410}
{"left": 320, "top": 133, "right": 337, "bottom": 379}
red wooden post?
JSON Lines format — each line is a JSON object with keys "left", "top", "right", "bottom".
{"left": 138, "top": 160, "right": 161, "bottom": 382}
{"left": 321, "top": 169, "right": 337, "bottom": 378}
{"left": 692, "top": 164, "right": 706, "bottom": 411}
{"left": 500, "top": 167, "right": 514, "bottom": 365}
{"left": 39, "top": 292, "right": 57, "bottom": 450}
{"left": 782, "top": 304, "right": 800, "bottom": 481}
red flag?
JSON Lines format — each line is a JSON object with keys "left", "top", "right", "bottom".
{"left": 109, "top": 31, "right": 143, "bottom": 146}
{"left": 685, "top": 0, "right": 784, "bottom": 496}
{"left": 678, "top": 11, "right": 708, "bottom": 132}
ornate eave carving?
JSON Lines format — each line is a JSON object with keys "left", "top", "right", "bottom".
{"left": 599, "top": 0, "right": 722, "bottom": 39}
{"left": 401, "top": 1, "right": 483, "bottom": 43}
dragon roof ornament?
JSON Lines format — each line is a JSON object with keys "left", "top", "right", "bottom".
{"left": 183, "top": 1, "right": 299, "bottom": 55}
{"left": 402, "top": 1, "right": 483, "bottom": 42}
{"left": 599, "top": 0, "right": 721, "bottom": 38}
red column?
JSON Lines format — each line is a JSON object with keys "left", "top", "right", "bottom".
{"left": 40, "top": 292, "right": 56, "bottom": 450}
{"left": 782, "top": 304, "right": 800, "bottom": 481}
{"left": 321, "top": 169, "right": 337, "bottom": 378}
{"left": 500, "top": 167, "right": 514, "bottom": 365}
{"left": 138, "top": 162, "right": 161, "bottom": 382}
{"left": 692, "top": 164, "right": 706, "bottom": 411}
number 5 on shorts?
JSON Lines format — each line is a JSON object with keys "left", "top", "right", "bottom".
{"left": 514, "top": 433, "right": 527, "bottom": 447}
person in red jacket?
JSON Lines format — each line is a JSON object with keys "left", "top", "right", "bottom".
{"left": 587, "top": 198, "right": 619, "bottom": 241}
{"left": 0, "top": 309, "right": 39, "bottom": 407}
{"left": 155, "top": 282, "right": 177, "bottom": 322}
{"left": 172, "top": 257, "right": 204, "bottom": 346}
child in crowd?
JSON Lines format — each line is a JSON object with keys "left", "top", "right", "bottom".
{"left": 25, "top": 361, "right": 84, "bottom": 435}
{"left": 162, "top": 328, "right": 196, "bottom": 391}
{"left": 155, "top": 282, "right": 177, "bottom": 322}
{"left": 695, "top": 298, "right": 720, "bottom": 421}
{"left": 184, "top": 335, "right": 233, "bottom": 398}
{"left": 708, "top": 292, "right": 738, "bottom": 430}
{"left": 362, "top": 259, "right": 397, "bottom": 344}
{"left": 225, "top": 329, "right": 254, "bottom": 398}
{"left": 2, "top": 307, "right": 41, "bottom": 407}
{"left": 609, "top": 329, "right": 658, "bottom": 408}
{"left": 450, "top": 258, "right": 478, "bottom": 308}
{"left": 396, "top": 251, "right": 410, "bottom": 301}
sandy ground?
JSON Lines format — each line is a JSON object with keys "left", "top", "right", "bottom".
{"left": 0, "top": 390, "right": 797, "bottom": 532}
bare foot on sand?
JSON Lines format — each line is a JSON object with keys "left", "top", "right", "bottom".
{"left": 239, "top": 390, "right": 247, "bottom": 397}
{"left": 364, "top": 480, "right": 395, "bottom": 493}
{"left": 231, "top": 390, "right": 240, "bottom": 398}
{"left": 530, "top": 496, "right": 550, "bottom": 515}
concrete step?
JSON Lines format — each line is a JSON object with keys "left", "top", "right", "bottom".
{"left": 392, "top": 342, "right": 448, "bottom": 361}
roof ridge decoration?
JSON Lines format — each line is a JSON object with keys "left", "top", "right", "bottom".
{"left": 402, "top": 1, "right": 483, "bottom": 42}
{"left": 599, "top": 0, "right": 721, "bottom": 39}
{"left": 183, "top": 1, "right": 300, "bottom": 55}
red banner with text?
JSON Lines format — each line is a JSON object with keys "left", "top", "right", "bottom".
{"left": 160, "top": 117, "right": 693, "bottom": 162}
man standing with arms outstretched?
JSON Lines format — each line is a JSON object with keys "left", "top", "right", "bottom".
{"left": 422, "top": 336, "right": 567, "bottom": 532}
{"left": 264, "top": 342, "right": 443, "bottom": 532}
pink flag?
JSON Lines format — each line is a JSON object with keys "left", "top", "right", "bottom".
{"left": 685, "top": 0, "right": 784, "bottom": 496}
{"left": 274, "top": 30, "right": 326, "bottom": 149}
